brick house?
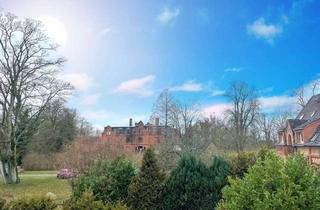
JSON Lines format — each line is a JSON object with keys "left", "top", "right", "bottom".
{"left": 277, "top": 94, "right": 320, "bottom": 165}
{"left": 101, "top": 118, "right": 172, "bottom": 153}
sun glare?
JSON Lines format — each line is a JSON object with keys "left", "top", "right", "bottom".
{"left": 39, "top": 16, "right": 67, "bottom": 47}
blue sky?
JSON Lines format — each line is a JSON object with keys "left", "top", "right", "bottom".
{"left": 1, "top": 0, "right": 319, "bottom": 129}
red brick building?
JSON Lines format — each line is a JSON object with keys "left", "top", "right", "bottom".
{"left": 101, "top": 118, "right": 170, "bottom": 153}
{"left": 276, "top": 94, "right": 320, "bottom": 165}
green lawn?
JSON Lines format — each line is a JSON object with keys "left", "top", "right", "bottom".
{"left": 0, "top": 171, "right": 71, "bottom": 203}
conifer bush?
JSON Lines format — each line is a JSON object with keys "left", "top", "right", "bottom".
{"left": 162, "top": 155, "right": 231, "bottom": 210}
{"left": 218, "top": 152, "right": 320, "bottom": 210}
{"left": 210, "top": 156, "right": 232, "bottom": 204}
{"left": 127, "top": 147, "right": 165, "bottom": 210}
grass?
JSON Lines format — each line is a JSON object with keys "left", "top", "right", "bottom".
{"left": 0, "top": 171, "right": 71, "bottom": 203}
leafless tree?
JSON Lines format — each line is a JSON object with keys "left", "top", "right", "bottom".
{"left": 293, "top": 80, "right": 320, "bottom": 109}
{"left": 225, "top": 81, "right": 260, "bottom": 152}
{"left": 256, "top": 113, "right": 275, "bottom": 147}
{"left": 0, "top": 13, "right": 72, "bottom": 184}
{"left": 150, "top": 89, "right": 175, "bottom": 127}
{"left": 77, "top": 117, "right": 94, "bottom": 137}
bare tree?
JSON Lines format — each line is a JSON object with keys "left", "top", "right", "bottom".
{"left": 225, "top": 81, "right": 260, "bottom": 152}
{"left": 0, "top": 13, "right": 72, "bottom": 184}
{"left": 256, "top": 113, "right": 275, "bottom": 147}
{"left": 77, "top": 117, "right": 94, "bottom": 137}
{"left": 293, "top": 80, "right": 320, "bottom": 109}
{"left": 195, "top": 116, "right": 235, "bottom": 154}
{"left": 150, "top": 89, "right": 175, "bottom": 127}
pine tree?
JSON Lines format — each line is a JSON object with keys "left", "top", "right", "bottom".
{"left": 127, "top": 147, "right": 165, "bottom": 210}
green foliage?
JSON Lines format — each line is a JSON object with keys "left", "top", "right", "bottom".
{"left": 4, "top": 197, "right": 56, "bottom": 210}
{"left": 72, "top": 156, "right": 135, "bottom": 204}
{"left": 0, "top": 198, "right": 6, "bottom": 210}
{"left": 27, "top": 100, "right": 78, "bottom": 155}
{"left": 162, "top": 154, "right": 231, "bottom": 210}
{"left": 106, "top": 202, "right": 128, "bottom": 210}
{"left": 210, "top": 156, "right": 232, "bottom": 204}
{"left": 64, "top": 190, "right": 128, "bottom": 210}
{"left": 218, "top": 152, "right": 320, "bottom": 210}
{"left": 127, "top": 147, "right": 165, "bottom": 210}
{"left": 228, "top": 151, "right": 256, "bottom": 178}
{"left": 257, "top": 145, "right": 270, "bottom": 161}
{"left": 63, "top": 191, "right": 108, "bottom": 210}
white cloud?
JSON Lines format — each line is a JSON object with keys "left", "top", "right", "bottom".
{"left": 212, "top": 89, "right": 226, "bottom": 97}
{"left": 202, "top": 103, "right": 231, "bottom": 118}
{"left": 157, "top": 7, "right": 180, "bottom": 24}
{"left": 224, "top": 67, "right": 242, "bottom": 72}
{"left": 60, "top": 73, "right": 93, "bottom": 92}
{"left": 247, "top": 18, "right": 283, "bottom": 43}
{"left": 99, "top": 27, "right": 111, "bottom": 36}
{"left": 80, "top": 93, "right": 101, "bottom": 106}
{"left": 259, "top": 95, "right": 296, "bottom": 113}
{"left": 113, "top": 75, "right": 155, "bottom": 97}
{"left": 171, "top": 81, "right": 203, "bottom": 92}
{"left": 202, "top": 95, "right": 296, "bottom": 119}
{"left": 82, "top": 110, "right": 110, "bottom": 121}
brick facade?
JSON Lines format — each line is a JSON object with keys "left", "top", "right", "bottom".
{"left": 101, "top": 118, "right": 171, "bottom": 153}
{"left": 276, "top": 94, "right": 320, "bottom": 165}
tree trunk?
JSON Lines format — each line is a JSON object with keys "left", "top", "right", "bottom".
{"left": 0, "top": 159, "right": 19, "bottom": 184}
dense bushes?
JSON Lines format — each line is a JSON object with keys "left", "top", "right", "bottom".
{"left": 55, "top": 138, "right": 125, "bottom": 174}
{"left": 127, "top": 147, "right": 165, "bottom": 210}
{"left": 63, "top": 191, "right": 127, "bottom": 210}
{"left": 218, "top": 152, "right": 320, "bottom": 210}
{"left": 0, "top": 198, "right": 6, "bottom": 210}
{"left": 162, "top": 155, "right": 231, "bottom": 210}
{"left": 228, "top": 151, "right": 256, "bottom": 178}
{"left": 22, "top": 153, "right": 56, "bottom": 170}
{"left": 7, "top": 146, "right": 320, "bottom": 210}
{"left": 1, "top": 197, "right": 56, "bottom": 210}
{"left": 72, "top": 156, "right": 136, "bottom": 204}
{"left": 0, "top": 193, "right": 128, "bottom": 210}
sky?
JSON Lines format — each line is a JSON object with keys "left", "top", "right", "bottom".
{"left": 1, "top": 0, "right": 319, "bottom": 129}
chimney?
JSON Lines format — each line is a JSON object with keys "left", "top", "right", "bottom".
{"left": 129, "top": 118, "right": 133, "bottom": 127}
{"left": 155, "top": 117, "right": 160, "bottom": 126}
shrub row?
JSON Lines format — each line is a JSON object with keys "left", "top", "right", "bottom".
{"left": 0, "top": 194, "right": 127, "bottom": 210}
{"left": 72, "top": 147, "right": 231, "bottom": 210}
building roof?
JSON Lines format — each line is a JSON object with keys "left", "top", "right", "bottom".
{"left": 304, "top": 126, "right": 320, "bottom": 147}
{"left": 294, "top": 117, "right": 320, "bottom": 130}
{"left": 287, "top": 119, "right": 308, "bottom": 130}
{"left": 296, "top": 94, "right": 320, "bottom": 121}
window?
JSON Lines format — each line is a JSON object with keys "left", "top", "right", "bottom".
{"left": 107, "top": 131, "right": 111, "bottom": 135}
{"left": 288, "top": 134, "right": 292, "bottom": 145}
{"left": 299, "top": 114, "right": 305, "bottom": 120}
{"left": 299, "top": 133, "right": 304, "bottom": 143}
{"left": 311, "top": 111, "right": 316, "bottom": 117}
